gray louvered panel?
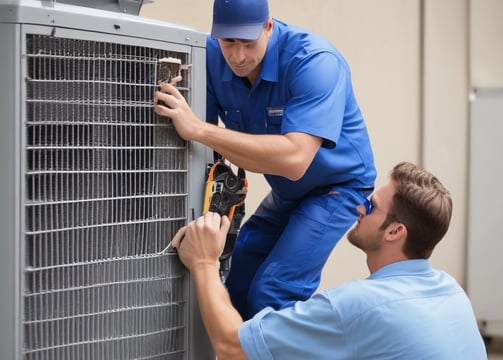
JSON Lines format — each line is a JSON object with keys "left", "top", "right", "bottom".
{"left": 22, "top": 34, "right": 190, "bottom": 360}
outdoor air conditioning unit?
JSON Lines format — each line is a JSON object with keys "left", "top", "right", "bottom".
{"left": 0, "top": 1, "right": 213, "bottom": 359}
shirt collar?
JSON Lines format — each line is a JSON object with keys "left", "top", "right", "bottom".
{"left": 368, "top": 259, "right": 433, "bottom": 280}
{"left": 260, "top": 20, "right": 279, "bottom": 82}
{"left": 222, "top": 61, "right": 233, "bottom": 81}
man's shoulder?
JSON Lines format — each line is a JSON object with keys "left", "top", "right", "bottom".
{"left": 273, "top": 19, "right": 344, "bottom": 66}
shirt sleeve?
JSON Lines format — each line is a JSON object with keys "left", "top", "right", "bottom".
{"left": 238, "top": 292, "right": 349, "bottom": 359}
{"left": 282, "top": 51, "right": 350, "bottom": 149}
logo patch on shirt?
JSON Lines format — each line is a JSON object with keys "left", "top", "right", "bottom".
{"left": 267, "top": 106, "right": 284, "bottom": 117}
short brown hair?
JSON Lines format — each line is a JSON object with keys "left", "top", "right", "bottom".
{"left": 380, "top": 162, "right": 452, "bottom": 259}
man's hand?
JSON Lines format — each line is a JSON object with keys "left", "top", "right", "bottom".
{"left": 154, "top": 83, "right": 204, "bottom": 141}
{"left": 171, "top": 212, "right": 246, "bottom": 359}
{"left": 170, "top": 212, "right": 231, "bottom": 271}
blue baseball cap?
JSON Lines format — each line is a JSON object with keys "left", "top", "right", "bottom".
{"left": 211, "top": 0, "right": 270, "bottom": 40}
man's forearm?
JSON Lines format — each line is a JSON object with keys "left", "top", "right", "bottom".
{"left": 194, "top": 122, "right": 321, "bottom": 181}
{"left": 191, "top": 263, "right": 247, "bottom": 360}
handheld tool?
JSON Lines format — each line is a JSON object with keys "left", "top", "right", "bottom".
{"left": 160, "top": 160, "right": 247, "bottom": 277}
{"left": 203, "top": 160, "right": 247, "bottom": 265}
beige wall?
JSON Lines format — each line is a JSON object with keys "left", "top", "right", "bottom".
{"left": 422, "top": 0, "right": 468, "bottom": 291}
{"left": 140, "top": 0, "right": 503, "bottom": 290}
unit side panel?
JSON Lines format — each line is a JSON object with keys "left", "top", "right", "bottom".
{"left": 183, "top": 44, "right": 215, "bottom": 360}
{"left": 0, "top": 21, "right": 22, "bottom": 360}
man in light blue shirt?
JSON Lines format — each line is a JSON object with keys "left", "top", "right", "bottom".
{"left": 155, "top": 0, "right": 376, "bottom": 320}
{"left": 171, "top": 162, "right": 487, "bottom": 359}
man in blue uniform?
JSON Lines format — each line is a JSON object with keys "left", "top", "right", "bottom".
{"left": 154, "top": 0, "right": 376, "bottom": 320}
{"left": 170, "top": 162, "right": 487, "bottom": 359}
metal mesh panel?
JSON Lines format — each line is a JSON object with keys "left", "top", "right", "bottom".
{"left": 23, "top": 34, "right": 190, "bottom": 360}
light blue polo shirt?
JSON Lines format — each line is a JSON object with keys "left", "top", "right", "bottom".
{"left": 206, "top": 19, "right": 376, "bottom": 201}
{"left": 239, "top": 260, "right": 487, "bottom": 359}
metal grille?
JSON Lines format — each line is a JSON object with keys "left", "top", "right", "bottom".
{"left": 23, "top": 34, "right": 190, "bottom": 360}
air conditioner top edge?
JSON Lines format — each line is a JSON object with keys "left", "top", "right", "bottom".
{"left": 1, "top": 0, "right": 147, "bottom": 14}
{"left": 0, "top": 0, "right": 207, "bottom": 47}
{"left": 38, "top": 0, "right": 146, "bottom": 16}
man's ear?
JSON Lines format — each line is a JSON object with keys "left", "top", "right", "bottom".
{"left": 266, "top": 17, "right": 274, "bottom": 31}
{"left": 385, "top": 223, "right": 407, "bottom": 241}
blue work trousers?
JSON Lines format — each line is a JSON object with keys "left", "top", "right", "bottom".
{"left": 225, "top": 185, "right": 372, "bottom": 320}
